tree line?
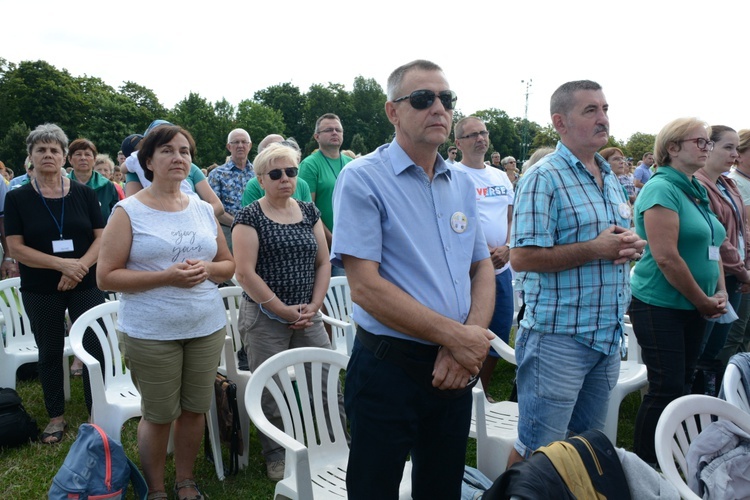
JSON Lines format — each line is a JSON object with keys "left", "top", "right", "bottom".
{"left": 0, "top": 58, "right": 655, "bottom": 174}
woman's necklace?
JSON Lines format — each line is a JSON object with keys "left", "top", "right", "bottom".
{"left": 263, "top": 199, "right": 296, "bottom": 224}
{"left": 151, "top": 187, "right": 185, "bottom": 212}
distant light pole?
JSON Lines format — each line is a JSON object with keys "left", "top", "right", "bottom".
{"left": 520, "top": 79, "right": 532, "bottom": 162}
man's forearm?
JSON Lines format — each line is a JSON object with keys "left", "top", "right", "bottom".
{"left": 511, "top": 241, "right": 598, "bottom": 273}
{"left": 465, "top": 258, "right": 495, "bottom": 328}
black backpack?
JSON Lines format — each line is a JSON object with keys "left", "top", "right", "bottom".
{"left": 486, "top": 429, "right": 631, "bottom": 499}
{"left": 0, "top": 387, "right": 39, "bottom": 448}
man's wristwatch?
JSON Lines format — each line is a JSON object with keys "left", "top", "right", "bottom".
{"left": 3, "top": 257, "right": 15, "bottom": 263}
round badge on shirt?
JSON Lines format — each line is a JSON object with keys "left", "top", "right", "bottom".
{"left": 618, "top": 202, "right": 632, "bottom": 219}
{"left": 451, "top": 212, "right": 468, "bottom": 233}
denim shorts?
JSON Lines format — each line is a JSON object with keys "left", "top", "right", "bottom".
{"left": 514, "top": 327, "right": 620, "bottom": 457}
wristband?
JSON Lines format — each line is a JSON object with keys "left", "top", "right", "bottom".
{"left": 3, "top": 257, "right": 15, "bottom": 263}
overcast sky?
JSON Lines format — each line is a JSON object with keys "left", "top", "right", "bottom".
{"left": 2, "top": 0, "right": 747, "bottom": 143}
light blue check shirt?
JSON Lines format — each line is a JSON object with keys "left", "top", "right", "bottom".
{"left": 331, "top": 140, "right": 490, "bottom": 344}
{"left": 511, "top": 142, "right": 631, "bottom": 355}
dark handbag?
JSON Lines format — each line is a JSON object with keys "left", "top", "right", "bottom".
{"left": 206, "top": 373, "right": 243, "bottom": 476}
{"left": 0, "top": 387, "right": 38, "bottom": 448}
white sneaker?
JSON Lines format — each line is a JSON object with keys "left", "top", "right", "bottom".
{"left": 266, "top": 460, "right": 285, "bottom": 481}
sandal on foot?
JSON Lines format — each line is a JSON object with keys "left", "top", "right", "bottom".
{"left": 147, "top": 492, "right": 168, "bottom": 500}
{"left": 174, "top": 479, "right": 204, "bottom": 500}
{"left": 70, "top": 367, "right": 83, "bottom": 377}
{"left": 41, "top": 420, "right": 68, "bottom": 444}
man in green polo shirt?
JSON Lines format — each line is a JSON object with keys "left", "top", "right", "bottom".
{"left": 298, "top": 113, "right": 353, "bottom": 262}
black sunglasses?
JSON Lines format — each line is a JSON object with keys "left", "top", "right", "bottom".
{"left": 263, "top": 167, "right": 298, "bottom": 180}
{"left": 393, "top": 89, "right": 457, "bottom": 110}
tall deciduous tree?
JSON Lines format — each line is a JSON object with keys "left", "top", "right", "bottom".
{"left": 253, "top": 83, "right": 306, "bottom": 143}
{"left": 119, "top": 81, "right": 167, "bottom": 119}
{"left": 350, "top": 76, "right": 390, "bottom": 153}
{"left": 169, "top": 92, "right": 224, "bottom": 167}
{"left": 235, "top": 100, "right": 286, "bottom": 159}
{"left": 475, "top": 108, "right": 520, "bottom": 161}
{"left": 625, "top": 132, "right": 656, "bottom": 162}
{"left": 302, "top": 83, "right": 354, "bottom": 155}
{"left": 0, "top": 60, "right": 85, "bottom": 138}
{"left": 531, "top": 124, "right": 559, "bottom": 149}
{"left": 0, "top": 122, "right": 31, "bottom": 176}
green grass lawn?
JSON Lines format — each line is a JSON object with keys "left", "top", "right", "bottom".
{"left": 1, "top": 358, "right": 640, "bottom": 499}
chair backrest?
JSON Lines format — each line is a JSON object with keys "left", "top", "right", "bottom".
{"left": 68, "top": 301, "right": 126, "bottom": 399}
{"left": 245, "top": 347, "right": 350, "bottom": 485}
{"left": 219, "top": 286, "right": 243, "bottom": 354}
{"left": 621, "top": 321, "right": 643, "bottom": 364}
{"left": 488, "top": 330, "right": 516, "bottom": 366}
{"left": 322, "top": 276, "right": 354, "bottom": 353}
{"left": 722, "top": 363, "right": 750, "bottom": 413}
{"left": 511, "top": 278, "right": 523, "bottom": 313}
{"left": 655, "top": 394, "right": 750, "bottom": 500}
{"left": 0, "top": 277, "right": 34, "bottom": 348}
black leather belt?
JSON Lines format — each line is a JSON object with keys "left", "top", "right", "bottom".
{"left": 355, "top": 326, "right": 476, "bottom": 399}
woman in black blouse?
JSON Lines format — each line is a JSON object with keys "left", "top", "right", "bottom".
{"left": 5, "top": 123, "right": 105, "bottom": 444}
{"left": 233, "top": 142, "right": 341, "bottom": 481}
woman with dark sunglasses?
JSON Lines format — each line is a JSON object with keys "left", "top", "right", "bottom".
{"left": 629, "top": 118, "right": 727, "bottom": 465}
{"left": 232, "top": 142, "right": 345, "bottom": 481}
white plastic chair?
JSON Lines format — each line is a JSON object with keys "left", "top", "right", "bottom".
{"left": 511, "top": 278, "right": 523, "bottom": 326}
{"left": 655, "top": 394, "right": 750, "bottom": 500}
{"left": 470, "top": 333, "right": 519, "bottom": 481}
{"left": 603, "top": 321, "right": 648, "bottom": 444}
{"left": 321, "top": 276, "right": 355, "bottom": 356}
{"left": 722, "top": 363, "right": 750, "bottom": 413}
{"left": 69, "top": 301, "right": 226, "bottom": 480}
{"left": 218, "top": 286, "right": 252, "bottom": 469}
{"left": 245, "top": 346, "right": 411, "bottom": 499}
{"left": 68, "top": 301, "right": 139, "bottom": 443}
{"left": 0, "top": 277, "right": 72, "bottom": 400}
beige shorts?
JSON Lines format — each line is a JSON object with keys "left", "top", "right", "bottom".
{"left": 120, "top": 329, "right": 225, "bottom": 424}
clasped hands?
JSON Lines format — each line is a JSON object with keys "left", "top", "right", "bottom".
{"left": 432, "top": 325, "right": 493, "bottom": 390}
{"left": 57, "top": 258, "right": 89, "bottom": 291}
{"left": 167, "top": 259, "right": 211, "bottom": 288}
{"left": 596, "top": 225, "right": 647, "bottom": 264}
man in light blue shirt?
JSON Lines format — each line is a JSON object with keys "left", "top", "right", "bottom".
{"left": 634, "top": 151, "right": 655, "bottom": 193}
{"left": 331, "top": 60, "right": 495, "bottom": 498}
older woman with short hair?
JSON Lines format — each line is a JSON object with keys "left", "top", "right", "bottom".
{"left": 4, "top": 123, "right": 106, "bottom": 444}
{"left": 67, "top": 139, "right": 119, "bottom": 223}
{"left": 232, "top": 142, "right": 344, "bottom": 481}
{"left": 97, "top": 125, "right": 234, "bottom": 500}
{"left": 629, "top": 117, "right": 728, "bottom": 464}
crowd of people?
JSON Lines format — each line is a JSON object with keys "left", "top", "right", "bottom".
{"left": 1, "top": 57, "right": 749, "bottom": 498}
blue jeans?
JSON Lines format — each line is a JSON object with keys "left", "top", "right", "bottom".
{"left": 514, "top": 328, "right": 620, "bottom": 458}
{"left": 629, "top": 297, "right": 706, "bottom": 463}
{"left": 488, "top": 269, "right": 514, "bottom": 349}
{"left": 345, "top": 337, "right": 472, "bottom": 499}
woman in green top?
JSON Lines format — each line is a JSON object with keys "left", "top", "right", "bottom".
{"left": 67, "top": 138, "right": 119, "bottom": 222}
{"left": 629, "top": 117, "right": 728, "bottom": 465}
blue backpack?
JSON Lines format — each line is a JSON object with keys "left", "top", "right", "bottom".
{"left": 49, "top": 423, "right": 148, "bottom": 500}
